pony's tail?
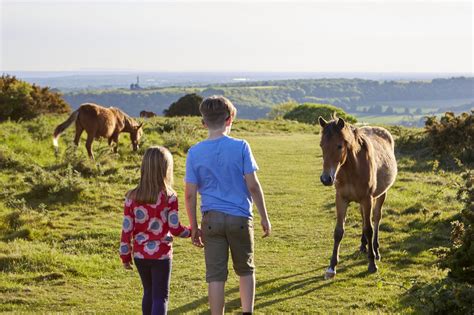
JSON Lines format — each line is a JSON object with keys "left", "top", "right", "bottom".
{"left": 53, "top": 110, "right": 79, "bottom": 151}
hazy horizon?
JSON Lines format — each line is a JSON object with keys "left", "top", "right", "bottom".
{"left": 2, "top": 0, "right": 472, "bottom": 73}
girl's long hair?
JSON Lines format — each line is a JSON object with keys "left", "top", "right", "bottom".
{"left": 127, "top": 146, "right": 175, "bottom": 204}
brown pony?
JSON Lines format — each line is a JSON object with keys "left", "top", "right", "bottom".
{"left": 140, "top": 110, "right": 157, "bottom": 118}
{"left": 53, "top": 103, "right": 143, "bottom": 159}
{"left": 318, "top": 115, "right": 397, "bottom": 279}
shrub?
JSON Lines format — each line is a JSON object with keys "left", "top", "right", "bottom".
{"left": 388, "top": 126, "right": 429, "bottom": 154}
{"left": 25, "top": 116, "right": 54, "bottom": 141}
{"left": 409, "top": 170, "right": 474, "bottom": 313}
{"left": 0, "top": 75, "right": 71, "bottom": 121}
{"left": 425, "top": 111, "right": 474, "bottom": 164}
{"left": 283, "top": 103, "right": 357, "bottom": 125}
{"left": 441, "top": 170, "right": 474, "bottom": 283}
{"left": 162, "top": 122, "right": 203, "bottom": 154}
{"left": 153, "top": 118, "right": 181, "bottom": 134}
{"left": 163, "top": 93, "right": 203, "bottom": 117}
{"left": 267, "top": 101, "right": 298, "bottom": 120}
{"left": 25, "top": 164, "right": 85, "bottom": 198}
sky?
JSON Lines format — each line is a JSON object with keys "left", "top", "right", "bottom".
{"left": 1, "top": 0, "right": 473, "bottom": 73}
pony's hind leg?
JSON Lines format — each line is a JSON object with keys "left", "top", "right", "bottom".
{"left": 373, "top": 192, "right": 386, "bottom": 261}
{"left": 359, "top": 205, "right": 368, "bottom": 253}
{"left": 326, "top": 195, "right": 348, "bottom": 279}
{"left": 85, "top": 134, "right": 95, "bottom": 160}
{"left": 74, "top": 122, "right": 84, "bottom": 146}
{"left": 361, "top": 196, "right": 377, "bottom": 273}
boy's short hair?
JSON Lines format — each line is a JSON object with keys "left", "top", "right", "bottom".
{"left": 199, "top": 96, "right": 237, "bottom": 129}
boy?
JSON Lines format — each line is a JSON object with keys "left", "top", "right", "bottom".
{"left": 185, "top": 96, "right": 271, "bottom": 315}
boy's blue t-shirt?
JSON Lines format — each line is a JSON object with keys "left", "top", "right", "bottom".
{"left": 185, "top": 135, "right": 258, "bottom": 218}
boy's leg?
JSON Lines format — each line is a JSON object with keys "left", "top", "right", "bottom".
{"left": 202, "top": 211, "right": 229, "bottom": 315}
{"left": 227, "top": 215, "right": 255, "bottom": 313}
{"left": 134, "top": 258, "right": 153, "bottom": 315}
{"left": 239, "top": 274, "right": 255, "bottom": 313}
{"left": 208, "top": 281, "right": 225, "bottom": 315}
{"left": 150, "top": 259, "right": 171, "bottom": 315}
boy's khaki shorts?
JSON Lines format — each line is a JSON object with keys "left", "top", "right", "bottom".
{"left": 201, "top": 210, "right": 255, "bottom": 282}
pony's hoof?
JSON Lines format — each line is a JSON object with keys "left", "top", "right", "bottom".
{"left": 359, "top": 245, "right": 367, "bottom": 253}
{"left": 375, "top": 253, "right": 381, "bottom": 261}
{"left": 324, "top": 267, "right": 336, "bottom": 280}
{"left": 368, "top": 263, "right": 378, "bottom": 273}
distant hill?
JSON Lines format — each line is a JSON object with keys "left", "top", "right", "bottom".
{"left": 62, "top": 77, "right": 474, "bottom": 119}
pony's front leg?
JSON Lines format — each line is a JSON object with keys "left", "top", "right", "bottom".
{"left": 325, "top": 195, "right": 348, "bottom": 279}
{"left": 359, "top": 205, "right": 368, "bottom": 253}
{"left": 361, "top": 197, "right": 377, "bottom": 273}
{"left": 109, "top": 132, "right": 119, "bottom": 153}
{"left": 372, "top": 192, "right": 386, "bottom": 261}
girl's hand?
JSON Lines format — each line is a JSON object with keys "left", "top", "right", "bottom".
{"left": 123, "top": 262, "right": 133, "bottom": 270}
{"left": 261, "top": 217, "right": 272, "bottom": 238}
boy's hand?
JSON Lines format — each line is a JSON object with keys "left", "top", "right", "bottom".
{"left": 261, "top": 217, "right": 272, "bottom": 238}
{"left": 192, "top": 227, "right": 204, "bottom": 248}
{"left": 123, "top": 262, "right": 133, "bottom": 270}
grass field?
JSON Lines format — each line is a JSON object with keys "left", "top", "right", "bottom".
{"left": 0, "top": 115, "right": 462, "bottom": 313}
{"left": 355, "top": 114, "right": 424, "bottom": 126}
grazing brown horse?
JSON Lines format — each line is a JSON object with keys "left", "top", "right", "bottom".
{"left": 318, "top": 115, "right": 397, "bottom": 279}
{"left": 53, "top": 103, "right": 143, "bottom": 159}
{"left": 140, "top": 110, "right": 157, "bottom": 118}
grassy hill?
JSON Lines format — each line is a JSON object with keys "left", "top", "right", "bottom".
{"left": 0, "top": 115, "right": 463, "bottom": 313}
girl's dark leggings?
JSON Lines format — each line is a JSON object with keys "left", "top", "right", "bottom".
{"left": 134, "top": 258, "right": 171, "bottom": 315}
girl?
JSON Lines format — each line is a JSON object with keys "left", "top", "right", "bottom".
{"left": 120, "top": 146, "right": 191, "bottom": 315}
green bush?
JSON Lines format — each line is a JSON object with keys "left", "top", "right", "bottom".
{"left": 409, "top": 170, "right": 474, "bottom": 313}
{"left": 0, "top": 75, "right": 71, "bottom": 121}
{"left": 283, "top": 103, "right": 357, "bottom": 125}
{"left": 267, "top": 101, "right": 298, "bottom": 120}
{"left": 24, "top": 116, "right": 54, "bottom": 141}
{"left": 425, "top": 111, "right": 474, "bottom": 164}
{"left": 442, "top": 170, "right": 474, "bottom": 283}
{"left": 163, "top": 93, "right": 203, "bottom": 117}
{"left": 162, "top": 122, "right": 203, "bottom": 154}
{"left": 25, "top": 164, "right": 85, "bottom": 198}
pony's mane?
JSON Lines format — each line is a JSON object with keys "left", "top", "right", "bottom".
{"left": 112, "top": 107, "right": 138, "bottom": 128}
{"left": 322, "top": 119, "right": 373, "bottom": 160}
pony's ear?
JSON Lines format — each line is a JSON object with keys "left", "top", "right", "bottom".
{"left": 318, "top": 116, "right": 328, "bottom": 127}
{"left": 336, "top": 117, "right": 345, "bottom": 130}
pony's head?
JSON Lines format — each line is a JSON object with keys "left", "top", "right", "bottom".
{"left": 130, "top": 122, "right": 144, "bottom": 151}
{"left": 318, "top": 114, "right": 355, "bottom": 186}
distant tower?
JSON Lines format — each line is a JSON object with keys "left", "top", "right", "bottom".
{"left": 130, "top": 75, "right": 142, "bottom": 90}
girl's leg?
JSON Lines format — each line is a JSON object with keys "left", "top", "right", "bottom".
{"left": 134, "top": 258, "right": 153, "bottom": 315}
{"left": 150, "top": 259, "right": 171, "bottom": 315}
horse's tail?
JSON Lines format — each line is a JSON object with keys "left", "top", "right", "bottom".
{"left": 53, "top": 110, "right": 79, "bottom": 150}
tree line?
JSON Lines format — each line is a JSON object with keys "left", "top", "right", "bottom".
{"left": 62, "top": 77, "right": 473, "bottom": 119}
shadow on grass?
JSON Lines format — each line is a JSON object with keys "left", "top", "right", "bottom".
{"left": 17, "top": 190, "right": 81, "bottom": 208}
{"left": 169, "top": 270, "right": 327, "bottom": 314}
{"left": 383, "top": 214, "right": 458, "bottom": 271}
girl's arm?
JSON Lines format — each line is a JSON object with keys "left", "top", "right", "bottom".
{"left": 119, "top": 198, "right": 134, "bottom": 264}
{"left": 167, "top": 194, "right": 191, "bottom": 238}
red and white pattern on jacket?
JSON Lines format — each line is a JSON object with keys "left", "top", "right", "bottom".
{"left": 120, "top": 191, "right": 191, "bottom": 263}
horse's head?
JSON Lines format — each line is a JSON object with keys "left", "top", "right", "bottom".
{"left": 130, "top": 122, "right": 144, "bottom": 151}
{"left": 318, "top": 116, "right": 352, "bottom": 186}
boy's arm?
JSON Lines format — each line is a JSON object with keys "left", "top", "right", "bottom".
{"left": 244, "top": 172, "right": 271, "bottom": 237}
{"left": 185, "top": 182, "right": 203, "bottom": 247}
